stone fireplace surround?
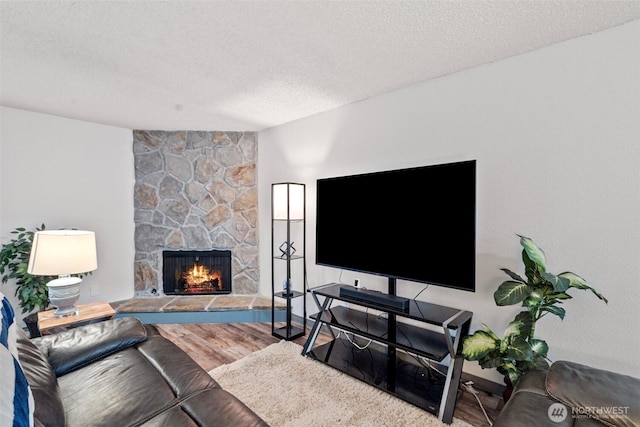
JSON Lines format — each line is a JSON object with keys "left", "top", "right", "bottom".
{"left": 133, "top": 130, "right": 259, "bottom": 297}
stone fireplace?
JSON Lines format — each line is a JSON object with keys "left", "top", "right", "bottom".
{"left": 163, "top": 250, "right": 232, "bottom": 295}
{"left": 133, "top": 131, "right": 258, "bottom": 296}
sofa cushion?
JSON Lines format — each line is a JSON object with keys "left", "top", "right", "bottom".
{"left": 138, "top": 388, "right": 268, "bottom": 427}
{"left": 33, "top": 317, "right": 147, "bottom": 376}
{"left": 57, "top": 331, "right": 220, "bottom": 427}
{"left": 0, "top": 291, "right": 19, "bottom": 356}
{"left": 0, "top": 291, "right": 35, "bottom": 427}
{"left": 0, "top": 344, "right": 34, "bottom": 427}
{"left": 58, "top": 347, "right": 186, "bottom": 426}
{"left": 16, "top": 328, "right": 66, "bottom": 427}
{"left": 546, "top": 360, "right": 640, "bottom": 427}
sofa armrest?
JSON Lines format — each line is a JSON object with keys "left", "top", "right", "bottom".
{"left": 546, "top": 361, "right": 640, "bottom": 427}
{"left": 493, "top": 370, "right": 573, "bottom": 427}
{"left": 32, "top": 317, "right": 147, "bottom": 376}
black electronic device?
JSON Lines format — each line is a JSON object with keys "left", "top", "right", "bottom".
{"left": 339, "top": 286, "right": 410, "bottom": 311}
{"left": 316, "top": 160, "right": 476, "bottom": 292}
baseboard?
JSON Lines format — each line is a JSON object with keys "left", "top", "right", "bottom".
{"left": 460, "top": 371, "right": 505, "bottom": 396}
{"left": 116, "top": 309, "right": 286, "bottom": 324}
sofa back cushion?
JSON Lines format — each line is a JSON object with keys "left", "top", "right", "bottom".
{"left": 1, "top": 291, "right": 19, "bottom": 356}
{"left": 0, "top": 291, "right": 34, "bottom": 427}
{"left": 0, "top": 345, "right": 34, "bottom": 427}
{"left": 16, "top": 328, "right": 66, "bottom": 427}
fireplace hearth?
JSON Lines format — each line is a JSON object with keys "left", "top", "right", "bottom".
{"left": 163, "top": 250, "right": 232, "bottom": 295}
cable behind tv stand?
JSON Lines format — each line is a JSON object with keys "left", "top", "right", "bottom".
{"left": 301, "top": 280, "right": 472, "bottom": 424}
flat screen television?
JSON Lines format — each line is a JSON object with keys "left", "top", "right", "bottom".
{"left": 316, "top": 160, "right": 476, "bottom": 292}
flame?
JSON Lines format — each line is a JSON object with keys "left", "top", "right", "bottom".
{"left": 182, "top": 264, "right": 222, "bottom": 291}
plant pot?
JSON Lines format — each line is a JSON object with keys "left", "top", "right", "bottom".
{"left": 24, "top": 312, "right": 41, "bottom": 338}
{"left": 503, "top": 376, "right": 514, "bottom": 403}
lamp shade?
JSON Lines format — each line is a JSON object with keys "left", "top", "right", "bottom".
{"left": 28, "top": 230, "right": 98, "bottom": 276}
{"left": 273, "top": 183, "right": 305, "bottom": 220}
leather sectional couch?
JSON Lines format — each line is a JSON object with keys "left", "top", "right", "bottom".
{"left": 494, "top": 361, "right": 639, "bottom": 427}
{"left": 2, "top": 293, "right": 267, "bottom": 426}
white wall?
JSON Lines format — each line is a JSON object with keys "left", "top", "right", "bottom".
{"left": 0, "top": 107, "right": 135, "bottom": 323}
{"left": 258, "top": 20, "right": 640, "bottom": 382}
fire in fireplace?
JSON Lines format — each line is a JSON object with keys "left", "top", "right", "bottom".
{"left": 162, "top": 250, "right": 232, "bottom": 295}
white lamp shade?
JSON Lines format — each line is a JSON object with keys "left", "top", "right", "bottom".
{"left": 28, "top": 230, "right": 98, "bottom": 276}
{"left": 273, "top": 183, "right": 305, "bottom": 220}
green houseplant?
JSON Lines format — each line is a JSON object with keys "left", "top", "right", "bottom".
{"left": 0, "top": 224, "right": 54, "bottom": 313}
{"left": 461, "top": 235, "right": 607, "bottom": 389}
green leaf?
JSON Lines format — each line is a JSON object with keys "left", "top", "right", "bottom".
{"left": 502, "top": 321, "right": 525, "bottom": 340}
{"left": 500, "top": 268, "right": 526, "bottom": 283}
{"left": 541, "top": 272, "right": 570, "bottom": 292}
{"left": 523, "top": 289, "right": 544, "bottom": 307}
{"left": 559, "top": 272, "right": 608, "bottom": 303}
{"left": 514, "top": 311, "right": 533, "bottom": 338}
{"left": 504, "top": 336, "right": 533, "bottom": 361}
{"left": 541, "top": 304, "right": 566, "bottom": 320}
{"left": 506, "top": 369, "right": 522, "bottom": 387}
{"left": 476, "top": 355, "right": 502, "bottom": 369}
{"left": 518, "top": 235, "right": 547, "bottom": 271}
{"left": 480, "top": 324, "right": 500, "bottom": 341}
{"left": 529, "top": 339, "right": 548, "bottom": 358}
{"left": 548, "top": 292, "right": 572, "bottom": 301}
{"left": 462, "top": 331, "right": 498, "bottom": 360}
{"left": 494, "top": 280, "right": 531, "bottom": 306}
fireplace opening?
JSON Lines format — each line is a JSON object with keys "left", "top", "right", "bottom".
{"left": 163, "top": 250, "right": 232, "bottom": 295}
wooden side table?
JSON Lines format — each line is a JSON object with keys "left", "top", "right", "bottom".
{"left": 37, "top": 301, "right": 116, "bottom": 335}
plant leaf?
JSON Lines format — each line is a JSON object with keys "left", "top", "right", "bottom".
{"left": 494, "top": 281, "right": 531, "bottom": 306}
{"left": 514, "top": 311, "right": 533, "bottom": 338}
{"left": 502, "top": 321, "right": 525, "bottom": 339}
{"left": 478, "top": 354, "right": 504, "bottom": 369}
{"left": 500, "top": 268, "right": 526, "bottom": 283}
{"left": 559, "top": 272, "right": 608, "bottom": 303}
{"left": 541, "top": 304, "right": 566, "bottom": 320}
{"left": 529, "top": 339, "right": 548, "bottom": 358}
{"left": 504, "top": 336, "right": 533, "bottom": 361}
{"left": 541, "top": 272, "right": 570, "bottom": 292}
{"left": 462, "top": 331, "right": 498, "bottom": 360}
{"left": 480, "top": 324, "right": 500, "bottom": 341}
{"left": 518, "top": 235, "right": 547, "bottom": 271}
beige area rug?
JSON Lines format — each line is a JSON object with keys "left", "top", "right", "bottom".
{"left": 209, "top": 340, "right": 473, "bottom": 427}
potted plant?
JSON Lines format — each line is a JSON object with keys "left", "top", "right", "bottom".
{"left": 0, "top": 224, "right": 55, "bottom": 336}
{"left": 461, "top": 235, "right": 607, "bottom": 396}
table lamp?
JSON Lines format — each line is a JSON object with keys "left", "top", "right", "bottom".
{"left": 27, "top": 230, "right": 98, "bottom": 317}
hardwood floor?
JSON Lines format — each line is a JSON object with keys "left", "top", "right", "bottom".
{"left": 156, "top": 322, "right": 502, "bottom": 426}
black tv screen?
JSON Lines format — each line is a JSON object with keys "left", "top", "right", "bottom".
{"left": 316, "top": 160, "right": 476, "bottom": 292}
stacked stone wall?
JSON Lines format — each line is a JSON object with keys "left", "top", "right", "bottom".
{"left": 133, "top": 130, "right": 258, "bottom": 295}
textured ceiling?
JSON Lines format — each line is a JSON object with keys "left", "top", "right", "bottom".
{"left": 1, "top": 1, "right": 639, "bottom": 131}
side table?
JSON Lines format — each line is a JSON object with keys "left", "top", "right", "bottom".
{"left": 37, "top": 301, "right": 116, "bottom": 335}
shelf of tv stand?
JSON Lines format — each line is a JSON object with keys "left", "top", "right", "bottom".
{"left": 310, "top": 306, "right": 450, "bottom": 361}
{"left": 302, "top": 283, "right": 472, "bottom": 424}
{"left": 307, "top": 336, "right": 446, "bottom": 415}
{"left": 310, "top": 283, "right": 472, "bottom": 328}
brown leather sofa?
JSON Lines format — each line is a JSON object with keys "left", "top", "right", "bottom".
{"left": 16, "top": 317, "right": 267, "bottom": 427}
{"left": 494, "top": 361, "right": 639, "bottom": 427}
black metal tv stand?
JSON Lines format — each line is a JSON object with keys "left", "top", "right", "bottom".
{"left": 301, "top": 280, "right": 472, "bottom": 424}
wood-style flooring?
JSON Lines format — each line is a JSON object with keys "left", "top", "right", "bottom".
{"left": 156, "top": 322, "right": 502, "bottom": 427}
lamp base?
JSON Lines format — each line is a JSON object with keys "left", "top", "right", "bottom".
{"left": 53, "top": 305, "right": 79, "bottom": 317}
{"left": 47, "top": 276, "right": 82, "bottom": 318}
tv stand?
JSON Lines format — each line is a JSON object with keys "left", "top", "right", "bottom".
{"left": 301, "top": 282, "right": 472, "bottom": 424}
